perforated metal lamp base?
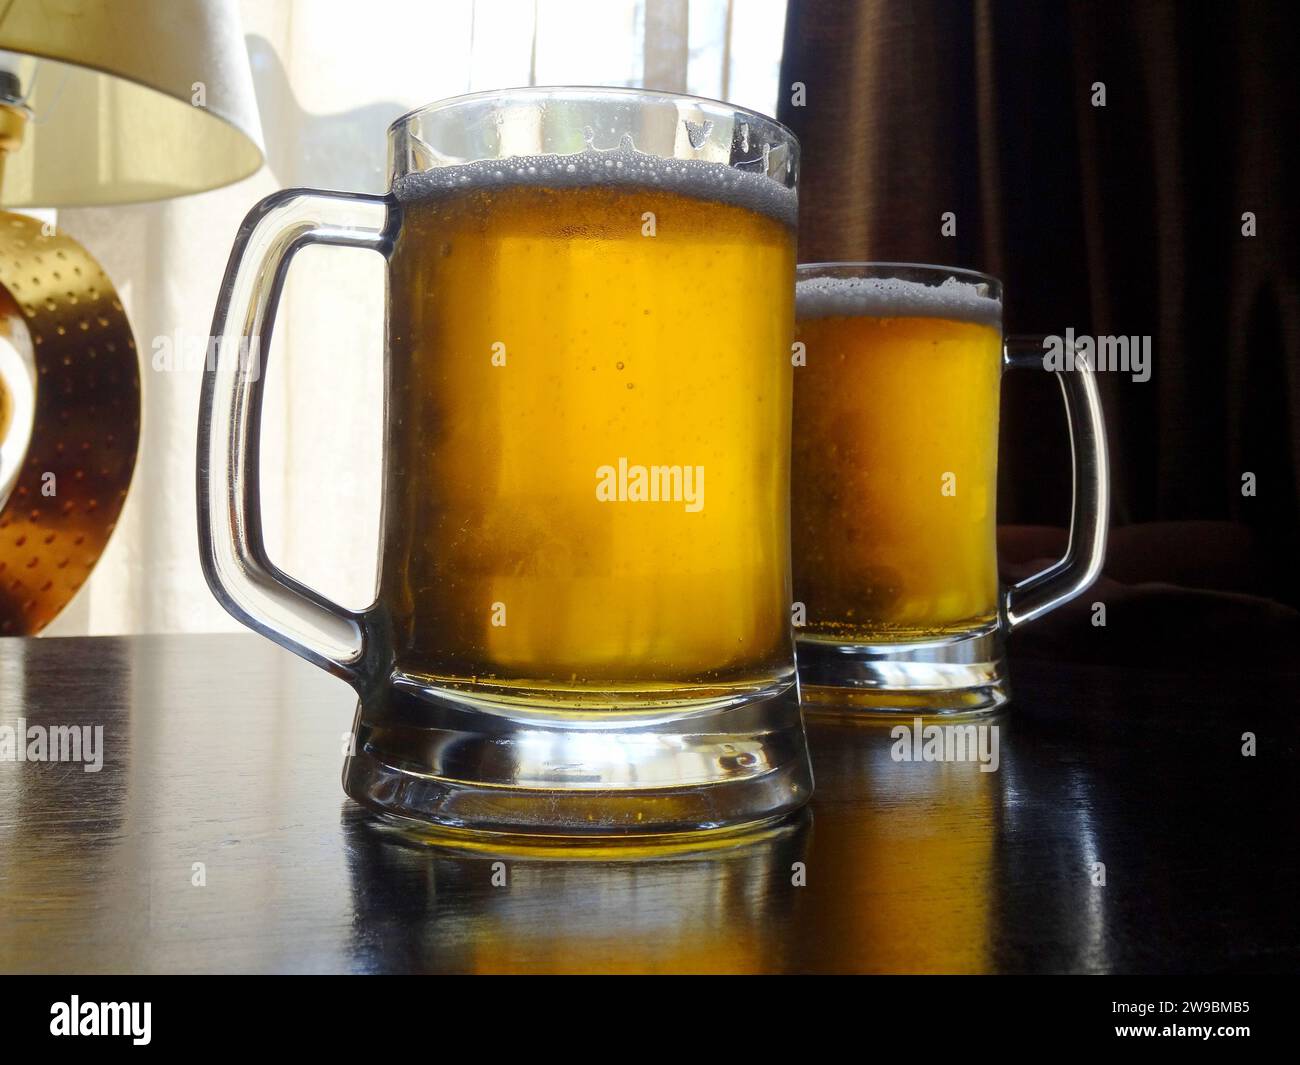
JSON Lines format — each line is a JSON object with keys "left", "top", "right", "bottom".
{"left": 0, "top": 211, "right": 139, "bottom": 634}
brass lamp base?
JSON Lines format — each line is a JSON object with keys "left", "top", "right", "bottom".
{"left": 0, "top": 209, "right": 139, "bottom": 634}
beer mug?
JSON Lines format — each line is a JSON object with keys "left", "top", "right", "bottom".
{"left": 198, "top": 88, "right": 812, "bottom": 838}
{"left": 791, "top": 263, "right": 1108, "bottom": 714}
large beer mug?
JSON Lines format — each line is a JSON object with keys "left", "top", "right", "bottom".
{"left": 792, "top": 263, "right": 1108, "bottom": 714}
{"left": 198, "top": 89, "right": 812, "bottom": 838}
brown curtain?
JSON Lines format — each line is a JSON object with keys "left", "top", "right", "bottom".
{"left": 778, "top": 0, "right": 1300, "bottom": 640}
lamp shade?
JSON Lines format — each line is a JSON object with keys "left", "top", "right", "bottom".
{"left": 0, "top": 0, "right": 264, "bottom": 206}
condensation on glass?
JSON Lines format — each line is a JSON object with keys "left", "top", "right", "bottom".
{"left": 198, "top": 88, "right": 813, "bottom": 841}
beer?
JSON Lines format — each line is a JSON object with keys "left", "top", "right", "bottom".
{"left": 793, "top": 275, "right": 1003, "bottom": 641}
{"left": 383, "top": 150, "right": 797, "bottom": 704}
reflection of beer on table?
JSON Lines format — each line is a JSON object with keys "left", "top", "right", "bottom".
{"left": 793, "top": 276, "right": 1003, "bottom": 641}
{"left": 798, "top": 744, "right": 998, "bottom": 973}
{"left": 383, "top": 149, "right": 797, "bottom": 704}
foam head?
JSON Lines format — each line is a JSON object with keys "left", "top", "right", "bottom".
{"left": 392, "top": 146, "right": 798, "bottom": 228}
{"left": 796, "top": 274, "right": 1002, "bottom": 327}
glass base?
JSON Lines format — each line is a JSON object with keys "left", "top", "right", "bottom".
{"left": 796, "top": 624, "right": 1009, "bottom": 718}
{"left": 342, "top": 678, "right": 812, "bottom": 837}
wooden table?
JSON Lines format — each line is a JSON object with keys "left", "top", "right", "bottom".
{"left": 0, "top": 633, "right": 1296, "bottom": 974}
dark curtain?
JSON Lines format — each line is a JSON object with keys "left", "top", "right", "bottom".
{"left": 778, "top": 0, "right": 1300, "bottom": 659}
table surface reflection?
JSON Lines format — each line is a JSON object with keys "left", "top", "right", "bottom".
{"left": 0, "top": 633, "right": 1296, "bottom": 973}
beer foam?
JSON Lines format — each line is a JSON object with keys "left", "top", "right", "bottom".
{"left": 393, "top": 146, "right": 797, "bottom": 228}
{"left": 796, "top": 275, "right": 1002, "bottom": 326}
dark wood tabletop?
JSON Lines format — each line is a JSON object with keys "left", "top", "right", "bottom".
{"left": 0, "top": 633, "right": 1296, "bottom": 974}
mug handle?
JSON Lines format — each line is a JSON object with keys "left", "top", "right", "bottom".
{"left": 1001, "top": 335, "right": 1110, "bottom": 629}
{"left": 197, "top": 189, "right": 394, "bottom": 686}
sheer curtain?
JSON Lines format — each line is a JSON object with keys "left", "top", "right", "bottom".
{"left": 44, "top": 0, "right": 788, "bottom": 636}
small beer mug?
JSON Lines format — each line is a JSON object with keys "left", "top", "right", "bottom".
{"left": 791, "top": 262, "right": 1109, "bottom": 714}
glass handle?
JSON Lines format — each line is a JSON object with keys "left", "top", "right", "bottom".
{"left": 197, "top": 189, "right": 393, "bottom": 684}
{"left": 1001, "top": 335, "right": 1110, "bottom": 630}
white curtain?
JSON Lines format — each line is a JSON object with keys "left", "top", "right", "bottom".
{"left": 43, "top": 0, "right": 788, "bottom": 636}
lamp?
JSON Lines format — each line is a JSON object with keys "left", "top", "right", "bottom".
{"left": 0, "top": 0, "right": 264, "bottom": 204}
{"left": 0, "top": 0, "right": 265, "bottom": 634}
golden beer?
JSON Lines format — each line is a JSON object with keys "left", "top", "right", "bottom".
{"left": 792, "top": 276, "right": 1003, "bottom": 641}
{"left": 383, "top": 154, "right": 797, "bottom": 702}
